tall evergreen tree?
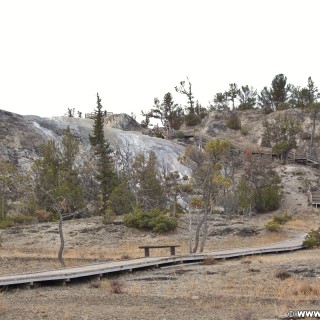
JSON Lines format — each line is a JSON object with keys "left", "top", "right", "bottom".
{"left": 227, "top": 83, "right": 240, "bottom": 110}
{"left": 238, "top": 85, "right": 257, "bottom": 110}
{"left": 89, "top": 93, "right": 115, "bottom": 214}
{"left": 258, "top": 74, "right": 292, "bottom": 112}
{"left": 270, "top": 73, "right": 292, "bottom": 109}
{"left": 212, "top": 92, "right": 229, "bottom": 110}
{"left": 131, "top": 151, "right": 165, "bottom": 210}
{"left": 147, "top": 93, "right": 184, "bottom": 130}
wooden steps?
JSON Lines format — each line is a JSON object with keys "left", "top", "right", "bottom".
{"left": 311, "top": 191, "right": 320, "bottom": 207}
{"left": 288, "top": 150, "right": 319, "bottom": 166}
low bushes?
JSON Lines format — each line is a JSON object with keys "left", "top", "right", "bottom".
{"left": 240, "top": 126, "right": 249, "bottom": 136}
{"left": 226, "top": 113, "right": 241, "bottom": 130}
{"left": 272, "top": 213, "right": 292, "bottom": 225}
{"left": 265, "top": 220, "right": 281, "bottom": 232}
{"left": 0, "top": 218, "right": 14, "bottom": 229}
{"left": 0, "top": 214, "right": 38, "bottom": 229}
{"left": 12, "top": 214, "right": 37, "bottom": 224}
{"left": 265, "top": 213, "right": 293, "bottom": 232}
{"left": 303, "top": 227, "right": 320, "bottom": 248}
{"left": 173, "top": 131, "right": 185, "bottom": 139}
{"left": 124, "top": 208, "right": 178, "bottom": 233}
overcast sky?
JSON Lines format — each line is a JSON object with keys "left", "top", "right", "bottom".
{"left": 0, "top": 0, "right": 319, "bottom": 120}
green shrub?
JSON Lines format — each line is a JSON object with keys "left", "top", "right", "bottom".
{"left": 226, "top": 113, "right": 241, "bottom": 130}
{"left": 0, "top": 218, "right": 14, "bottom": 229}
{"left": 254, "top": 183, "right": 281, "bottom": 213}
{"left": 272, "top": 213, "right": 292, "bottom": 225}
{"left": 110, "top": 182, "right": 134, "bottom": 215}
{"left": 303, "top": 228, "right": 320, "bottom": 248}
{"left": 174, "top": 131, "right": 185, "bottom": 139}
{"left": 184, "top": 114, "right": 201, "bottom": 126}
{"left": 265, "top": 221, "right": 281, "bottom": 232}
{"left": 240, "top": 126, "right": 249, "bottom": 136}
{"left": 265, "top": 213, "right": 292, "bottom": 232}
{"left": 124, "top": 208, "right": 178, "bottom": 233}
{"left": 12, "top": 214, "right": 37, "bottom": 225}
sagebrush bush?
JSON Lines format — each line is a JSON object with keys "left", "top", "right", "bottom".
{"left": 226, "top": 113, "right": 241, "bottom": 130}
{"left": 174, "top": 130, "right": 185, "bottom": 139}
{"left": 12, "top": 214, "right": 37, "bottom": 224}
{"left": 124, "top": 208, "right": 178, "bottom": 233}
{"left": 0, "top": 218, "right": 14, "bottom": 229}
{"left": 265, "top": 213, "right": 292, "bottom": 232}
{"left": 303, "top": 228, "right": 320, "bottom": 248}
{"left": 265, "top": 221, "right": 281, "bottom": 232}
{"left": 240, "top": 126, "right": 249, "bottom": 136}
{"left": 272, "top": 213, "right": 292, "bottom": 225}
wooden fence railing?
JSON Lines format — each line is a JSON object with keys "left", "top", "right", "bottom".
{"left": 85, "top": 111, "right": 113, "bottom": 119}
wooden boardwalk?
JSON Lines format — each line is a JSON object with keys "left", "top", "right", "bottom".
{"left": 288, "top": 150, "right": 319, "bottom": 166}
{"left": 311, "top": 191, "right": 320, "bottom": 207}
{"left": 0, "top": 235, "right": 305, "bottom": 288}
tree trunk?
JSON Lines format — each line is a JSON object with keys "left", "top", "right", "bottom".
{"left": 1, "top": 183, "right": 4, "bottom": 219}
{"left": 188, "top": 203, "right": 192, "bottom": 253}
{"left": 199, "top": 212, "right": 208, "bottom": 252}
{"left": 173, "top": 195, "right": 177, "bottom": 217}
{"left": 310, "top": 116, "right": 316, "bottom": 150}
{"left": 58, "top": 214, "right": 65, "bottom": 267}
{"left": 192, "top": 215, "right": 205, "bottom": 253}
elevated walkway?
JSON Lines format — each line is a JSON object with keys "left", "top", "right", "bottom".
{"left": 288, "top": 150, "right": 319, "bottom": 166}
{"left": 311, "top": 191, "right": 320, "bottom": 208}
{"left": 0, "top": 235, "right": 305, "bottom": 288}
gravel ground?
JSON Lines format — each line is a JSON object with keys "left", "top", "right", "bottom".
{"left": 0, "top": 212, "right": 320, "bottom": 320}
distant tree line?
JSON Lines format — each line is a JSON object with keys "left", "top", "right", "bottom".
{"left": 141, "top": 74, "right": 320, "bottom": 130}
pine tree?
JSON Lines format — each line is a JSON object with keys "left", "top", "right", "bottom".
{"left": 132, "top": 151, "right": 165, "bottom": 210}
{"left": 33, "top": 128, "right": 84, "bottom": 213}
{"left": 89, "top": 93, "right": 115, "bottom": 214}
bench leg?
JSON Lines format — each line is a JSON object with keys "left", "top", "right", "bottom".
{"left": 170, "top": 247, "right": 176, "bottom": 256}
{"left": 144, "top": 248, "right": 150, "bottom": 257}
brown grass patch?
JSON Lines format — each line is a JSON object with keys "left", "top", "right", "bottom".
{"left": 109, "top": 279, "right": 125, "bottom": 294}
{"left": 275, "top": 270, "right": 291, "bottom": 280}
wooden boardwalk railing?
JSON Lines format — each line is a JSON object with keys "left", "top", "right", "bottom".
{"left": 311, "top": 191, "right": 320, "bottom": 207}
{"left": 0, "top": 235, "right": 305, "bottom": 288}
{"left": 288, "top": 150, "right": 319, "bottom": 166}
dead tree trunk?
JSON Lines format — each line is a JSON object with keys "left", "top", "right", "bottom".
{"left": 188, "top": 200, "right": 192, "bottom": 253}
{"left": 199, "top": 213, "right": 208, "bottom": 253}
{"left": 58, "top": 214, "right": 65, "bottom": 268}
{"left": 1, "top": 183, "right": 4, "bottom": 219}
{"left": 192, "top": 215, "right": 205, "bottom": 253}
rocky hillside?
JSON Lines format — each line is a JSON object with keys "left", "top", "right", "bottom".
{"left": 0, "top": 109, "right": 190, "bottom": 177}
{"left": 1, "top": 108, "right": 320, "bottom": 214}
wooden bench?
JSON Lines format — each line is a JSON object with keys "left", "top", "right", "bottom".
{"left": 139, "top": 245, "right": 180, "bottom": 257}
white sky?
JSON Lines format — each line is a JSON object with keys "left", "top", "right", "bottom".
{"left": 0, "top": 0, "right": 319, "bottom": 120}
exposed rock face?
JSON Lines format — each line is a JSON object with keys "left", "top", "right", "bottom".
{"left": 104, "top": 113, "right": 142, "bottom": 131}
{"left": 0, "top": 110, "right": 47, "bottom": 171}
{"left": 1, "top": 110, "right": 190, "bottom": 177}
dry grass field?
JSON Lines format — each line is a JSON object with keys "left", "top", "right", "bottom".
{"left": 0, "top": 209, "right": 320, "bottom": 320}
